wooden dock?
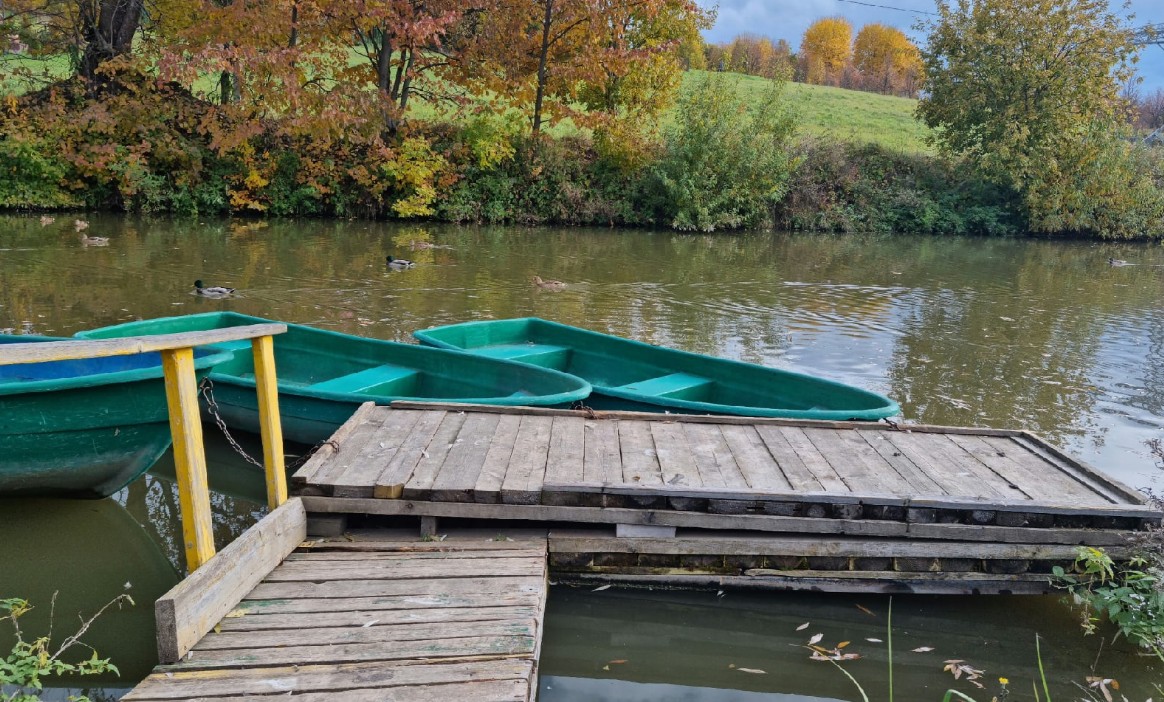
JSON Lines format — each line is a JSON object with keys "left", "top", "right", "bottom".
{"left": 292, "top": 402, "right": 1159, "bottom": 594}
{"left": 125, "top": 500, "right": 548, "bottom": 701}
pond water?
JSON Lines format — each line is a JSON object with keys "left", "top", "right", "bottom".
{"left": 1, "top": 215, "right": 1163, "bottom": 699}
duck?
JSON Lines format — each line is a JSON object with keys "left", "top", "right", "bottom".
{"left": 532, "top": 275, "right": 566, "bottom": 291}
{"left": 1108, "top": 258, "right": 1133, "bottom": 267}
{"left": 386, "top": 255, "right": 415, "bottom": 269}
{"left": 79, "top": 232, "right": 110, "bottom": 246}
{"left": 39, "top": 215, "right": 55, "bottom": 226}
{"left": 73, "top": 219, "right": 89, "bottom": 231}
{"left": 194, "top": 280, "right": 236, "bottom": 297}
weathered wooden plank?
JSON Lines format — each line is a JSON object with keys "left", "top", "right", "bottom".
{"left": 309, "top": 406, "right": 398, "bottom": 492}
{"left": 123, "top": 660, "right": 533, "bottom": 701}
{"left": 264, "top": 557, "right": 545, "bottom": 581}
{"left": 543, "top": 416, "right": 586, "bottom": 485}
{"left": 216, "top": 606, "right": 540, "bottom": 632}
{"left": 773, "top": 427, "right": 850, "bottom": 492}
{"left": 855, "top": 430, "right": 947, "bottom": 495}
{"left": 719, "top": 425, "right": 792, "bottom": 491}
{"left": 195, "top": 618, "right": 536, "bottom": 650}
{"left": 0, "top": 324, "right": 286, "bottom": 365}
{"left": 930, "top": 433, "right": 1034, "bottom": 500}
{"left": 300, "top": 533, "right": 549, "bottom": 551}
{"left": 168, "top": 635, "right": 536, "bottom": 670}
{"left": 753, "top": 426, "right": 823, "bottom": 492}
{"left": 650, "top": 422, "right": 703, "bottom": 487}
{"left": 155, "top": 499, "right": 307, "bottom": 665}
{"left": 129, "top": 679, "right": 529, "bottom": 702}
{"left": 559, "top": 571, "right": 1053, "bottom": 595}
{"left": 292, "top": 402, "right": 379, "bottom": 486}
{"left": 880, "top": 431, "right": 1001, "bottom": 499}
{"left": 429, "top": 413, "right": 502, "bottom": 502}
{"left": 952, "top": 435, "right": 1098, "bottom": 503}
{"left": 805, "top": 428, "right": 913, "bottom": 496}
{"left": 372, "top": 410, "right": 447, "bottom": 498}
{"left": 475, "top": 415, "right": 522, "bottom": 503}
{"left": 330, "top": 409, "right": 425, "bottom": 498}
{"left": 401, "top": 412, "right": 470, "bottom": 499}
{"left": 1013, "top": 434, "right": 1127, "bottom": 504}
{"left": 582, "top": 419, "right": 622, "bottom": 485}
{"left": 248, "top": 574, "right": 544, "bottom": 601}
{"left": 231, "top": 592, "right": 543, "bottom": 617}
{"left": 682, "top": 423, "right": 748, "bottom": 488}
{"left": 500, "top": 416, "right": 554, "bottom": 504}
{"left": 285, "top": 549, "right": 545, "bottom": 561}
{"left": 617, "top": 420, "right": 662, "bottom": 485}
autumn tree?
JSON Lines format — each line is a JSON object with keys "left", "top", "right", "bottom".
{"left": 799, "top": 17, "right": 851, "bottom": 86}
{"left": 852, "top": 23, "right": 920, "bottom": 96}
{"left": 918, "top": 0, "right": 1161, "bottom": 237}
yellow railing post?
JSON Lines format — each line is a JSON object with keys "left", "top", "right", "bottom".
{"left": 161, "top": 347, "right": 216, "bottom": 572}
{"left": 251, "top": 335, "right": 286, "bottom": 509}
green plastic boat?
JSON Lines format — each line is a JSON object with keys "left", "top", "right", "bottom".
{"left": 413, "top": 317, "right": 900, "bottom": 421}
{"left": 78, "top": 313, "right": 592, "bottom": 444}
{"left": 0, "top": 335, "right": 230, "bottom": 498}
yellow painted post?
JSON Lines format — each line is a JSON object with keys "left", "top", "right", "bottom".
{"left": 161, "top": 348, "right": 216, "bottom": 572}
{"left": 251, "top": 335, "right": 286, "bottom": 509}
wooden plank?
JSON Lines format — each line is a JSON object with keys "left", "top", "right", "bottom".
{"left": 263, "top": 557, "right": 545, "bottom": 581}
{"left": 682, "top": 423, "right": 749, "bottom": 488}
{"left": 650, "top": 422, "right": 703, "bottom": 487}
{"left": 285, "top": 549, "right": 546, "bottom": 562}
{"left": 560, "top": 571, "right": 1053, "bottom": 595}
{"left": 952, "top": 435, "right": 1099, "bottom": 503}
{"left": 167, "top": 635, "right": 536, "bottom": 669}
{"left": 880, "top": 431, "right": 1001, "bottom": 499}
{"left": 474, "top": 415, "right": 522, "bottom": 503}
{"left": 250, "top": 335, "right": 287, "bottom": 510}
{"left": 194, "top": 619, "right": 536, "bottom": 650}
{"left": 401, "top": 412, "right": 470, "bottom": 499}
{"left": 430, "top": 413, "right": 502, "bottom": 501}
{"left": 216, "top": 606, "right": 540, "bottom": 632}
{"left": 0, "top": 324, "right": 286, "bottom": 364}
{"left": 583, "top": 419, "right": 622, "bottom": 485}
{"left": 543, "top": 416, "right": 586, "bottom": 485}
{"left": 753, "top": 425, "right": 823, "bottom": 492}
{"left": 155, "top": 498, "right": 307, "bottom": 664}
{"left": 292, "top": 402, "right": 379, "bottom": 486}
{"left": 129, "top": 679, "right": 529, "bottom": 702}
{"left": 804, "top": 428, "right": 912, "bottom": 496}
{"left": 773, "top": 427, "right": 849, "bottom": 492}
{"left": 929, "top": 433, "right": 1034, "bottom": 499}
{"left": 309, "top": 406, "right": 398, "bottom": 490}
{"left": 500, "top": 416, "right": 553, "bottom": 504}
{"left": 373, "top": 410, "right": 447, "bottom": 498}
{"left": 719, "top": 425, "right": 793, "bottom": 491}
{"left": 1014, "top": 434, "right": 1128, "bottom": 504}
{"left": 161, "top": 347, "right": 215, "bottom": 572}
{"left": 1020, "top": 431, "right": 1151, "bottom": 504}
{"left": 617, "top": 420, "right": 662, "bottom": 485}
{"left": 330, "top": 409, "right": 424, "bottom": 498}
{"left": 231, "top": 592, "right": 543, "bottom": 616}
{"left": 855, "top": 429, "right": 947, "bottom": 496}
{"left": 248, "top": 575, "right": 545, "bottom": 601}
{"left": 123, "top": 660, "right": 532, "bottom": 700}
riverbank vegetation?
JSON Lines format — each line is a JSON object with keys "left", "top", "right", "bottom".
{"left": 0, "top": 0, "right": 1161, "bottom": 238}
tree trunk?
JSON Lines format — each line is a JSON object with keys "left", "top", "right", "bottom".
{"left": 79, "top": 0, "right": 145, "bottom": 87}
{"left": 377, "top": 29, "right": 393, "bottom": 94}
{"left": 531, "top": 0, "right": 554, "bottom": 136}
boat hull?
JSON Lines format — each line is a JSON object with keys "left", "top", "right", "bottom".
{"left": 413, "top": 318, "right": 900, "bottom": 421}
{"left": 79, "top": 314, "right": 592, "bottom": 445}
{"left": 0, "top": 336, "right": 228, "bottom": 498}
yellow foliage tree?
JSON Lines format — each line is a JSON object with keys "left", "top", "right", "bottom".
{"left": 852, "top": 24, "right": 921, "bottom": 96}
{"left": 800, "top": 17, "right": 851, "bottom": 86}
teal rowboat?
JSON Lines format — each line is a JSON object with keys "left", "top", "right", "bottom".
{"left": 0, "top": 336, "right": 230, "bottom": 498}
{"left": 78, "top": 313, "right": 592, "bottom": 444}
{"left": 413, "top": 318, "right": 900, "bottom": 421}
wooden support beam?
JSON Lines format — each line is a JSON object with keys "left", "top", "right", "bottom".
{"left": 161, "top": 347, "right": 215, "bottom": 572}
{"left": 0, "top": 324, "right": 286, "bottom": 364}
{"left": 251, "top": 335, "right": 286, "bottom": 509}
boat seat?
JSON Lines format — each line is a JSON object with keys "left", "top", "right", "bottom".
{"left": 308, "top": 364, "right": 419, "bottom": 394}
{"left": 472, "top": 343, "right": 570, "bottom": 366}
{"left": 615, "top": 372, "right": 713, "bottom": 398}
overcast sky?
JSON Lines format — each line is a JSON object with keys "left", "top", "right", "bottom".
{"left": 699, "top": 0, "right": 1164, "bottom": 93}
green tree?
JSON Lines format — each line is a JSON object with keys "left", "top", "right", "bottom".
{"left": 917, "top": 0, "right": 1162, "bottom": 237}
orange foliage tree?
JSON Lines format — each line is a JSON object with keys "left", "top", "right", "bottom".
{"left": 799, "top": 17, "right": 851, "bottom": 86}
{"left": 852, "top": 23, "right": 921, "bottom": 96}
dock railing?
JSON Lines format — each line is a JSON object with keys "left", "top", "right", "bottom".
{"left": 0, "top": 324, "right": 288, "bottom": 572}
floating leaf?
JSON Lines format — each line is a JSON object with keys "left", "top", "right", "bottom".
{"left": 736, "top": 667, "right": 767, "bottom": 674}
{"left": 856, "top": 604, "right": 876, "bottom": 617}
{"left": 837, "top": 641, "right": 850, "bottom": 649}
{"left": 866, "top": 638, "right": 883, "bottom": 643}
{"left": 607, "top": 660, "right": 627, "bottom": 665}
{"left": 593, "top": 584, "right": 611, "bottom": 592}
{"left": 912, "top": 646, "right": 934, "bottom": 652}
{"left": 796, "top": 622, "right": 810, "bottom": 631}
{"left": 808, "top": 633, "right": 823, "bottom": 645}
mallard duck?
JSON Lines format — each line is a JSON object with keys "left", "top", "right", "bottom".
{"left": 532, "top": 275, "right": 566, "bottom": 291}
{"left": 194, "top": 279, "right": 236, "bottom": 297}
{"left": 79, "top": 232, "right": 110, "bottom": 246}
{"left": 73, "top": 219, "right": 89, "bottom": 231}
{"left": 39, "top": 215, "right": 55, "bottom": 226}
{"left": 386, "top": 255, "right": 415, "bottom": 269}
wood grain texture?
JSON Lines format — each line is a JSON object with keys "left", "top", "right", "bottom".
{"left": 0, "top": 324, "right": 286, "bottom": 364}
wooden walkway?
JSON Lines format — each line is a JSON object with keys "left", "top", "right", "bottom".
{"left": 125, "top": 501, "right": 548, "bottom": 702}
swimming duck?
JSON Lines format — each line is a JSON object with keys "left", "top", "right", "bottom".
{"left": 386, "top": 255, "right": 415, "bottom": 269}
{"left": 194, "top": 280, "right": 236, "bottom": 297}
{"left": 79, "top": 232, "right": 110, "bottom": 246}
{"left": 39, "top": 215, "right": 55, "bottom": 226}
{"left": 532, "top": 275, "right": 566, "bottom": 291}
{"left": 74, "top": 219, "right": 89, "bottom": 231}
{"left": 1108, "top": 258, "right": 1133, "bottom": 267}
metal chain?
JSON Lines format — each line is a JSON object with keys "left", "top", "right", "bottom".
{"left": 198, "top": 377, "right": 334, "bottom": 472}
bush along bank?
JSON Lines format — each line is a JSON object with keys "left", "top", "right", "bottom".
{"left": 0, "top": 73, "right": 1157, "bottom": 239}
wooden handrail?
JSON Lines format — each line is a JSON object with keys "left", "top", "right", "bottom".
{"left": 0, "top": 323, "right": 288, "bottom": 573}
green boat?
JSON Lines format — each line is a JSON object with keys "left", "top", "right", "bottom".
{"left": 413, "top": 317, "right": 900, "bottom": 421}
{"left": 78, "top": 313, "right": 592, "bottom": 445}
{"left": 0, "top": 336, "right": 230, "bottom": 498}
